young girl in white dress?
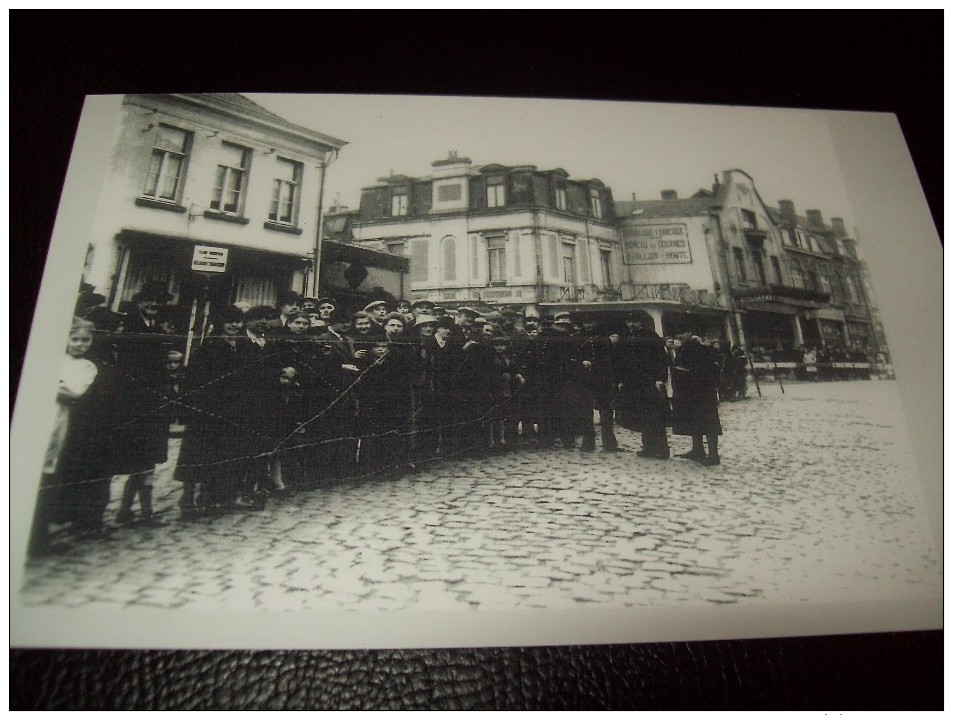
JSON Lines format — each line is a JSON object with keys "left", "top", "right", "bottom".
{"left": 29, "top": 318, "right": 99, "bottom": 557}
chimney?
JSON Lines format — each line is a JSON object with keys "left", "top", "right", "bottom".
{"left": 661, "top": 189, "right": 678, "bottom": 200}
{"left": 631, "top": 192, "right": 636, "bottom": 202}
{"left": 830, "top": 217, "right": 848, "bottom": 236}
{"left": 778, "top": 199, "right": 797, "bottom": 224}
{"left": 712, "top": 173, "right": 720, "bottom": 192}
{"left": 806, "top": 209, "right": 824, "bottom": 227}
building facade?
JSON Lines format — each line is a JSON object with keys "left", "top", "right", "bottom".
{"left": 770, "top": 201, "right": 884, "bottom": 352}
{"left": 616, "top": 169, "right": 833, "bottom": 348}
{"left": 349, "top": 153, "right": 622, "bottom": 319}
{"left": 82, "top": 93, "right": 350, "bottom": 322}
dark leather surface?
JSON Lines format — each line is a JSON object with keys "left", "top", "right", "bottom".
{"left": 11, "top": 633, "right": 943, "bottom": 709}
{"left": 11, "top": 13, "right": 942, "bottom": 710}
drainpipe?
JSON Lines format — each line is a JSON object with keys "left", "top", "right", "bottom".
{"left": 310, "top": 147, "right": 339, "bottom": 299}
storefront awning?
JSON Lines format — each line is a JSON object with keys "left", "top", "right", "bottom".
{"left": 118, "top": 229, "right": 310, "bottom": 268}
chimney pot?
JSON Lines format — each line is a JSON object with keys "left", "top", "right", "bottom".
{"left": 806, "top": 209, "right": 824, "bottom": 226}
{"left": 661, "top": 189, "right": 678, "bottom": 200}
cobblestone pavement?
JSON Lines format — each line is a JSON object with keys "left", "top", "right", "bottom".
{"left": 18, "top": 381, "right": 941, "bottom": 612}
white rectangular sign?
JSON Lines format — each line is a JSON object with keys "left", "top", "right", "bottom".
{"left": 191, "top": 245, "right": 229, "bottom": 272}
{"left": 621, "top": 223, "right": 692, "bottom": 265}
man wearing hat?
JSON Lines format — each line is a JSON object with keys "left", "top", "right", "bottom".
{"left": 274, "top": 290, "right": 302, "bottom": 328}
{"left": 364, "top": 299, "right": 389, "bottom": 325}
{"left": 577, "top": 313, "right": 622, "bottom": 452}
{"left": 616, "top": 311, "right": 671, "bottom": 459}
{"left": 124, "top": 280, "right": 173, "bottom": 333}
{"left": 456, "top": 306, "right": 479, "bottom": 335}
{"left": 412, "top": 299, "right": 436, "bottom": 319}
{"left": 549, "top": 312, "right": 594, "bottom": 450}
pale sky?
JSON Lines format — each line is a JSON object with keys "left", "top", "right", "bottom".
{"left": 249, "top": 93, "right": 859, "bottom": 227}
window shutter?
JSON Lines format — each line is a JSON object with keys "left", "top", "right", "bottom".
{"left": 547, "top": 234, "right": 558, "bottom": 278}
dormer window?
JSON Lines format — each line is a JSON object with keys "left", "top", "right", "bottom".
{"left": 589, "top": 189, "right": 603, "bottom": 219}
{"left": 391, "top": 185, "right": 409, "bottom": 216}
{"left": 555, "top": 184, "right": 567, "bottom": 211}
{"left": 486, "top": 174, "right": 506, "bottom": 208}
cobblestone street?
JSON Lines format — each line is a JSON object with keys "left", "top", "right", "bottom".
{"left": 19, "top": 381, "right": 940, "bottom": 613}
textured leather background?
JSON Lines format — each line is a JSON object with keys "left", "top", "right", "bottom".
{"left": 10, "top": 633, "right": 943, "bottom": 709}
{"left": 11, "top": 13, "right": 942, "bottom": 710}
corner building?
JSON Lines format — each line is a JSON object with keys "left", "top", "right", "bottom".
{"left": 349, "top": 153, "right": 622, "bottom": 318}
{"left": 83, "top": 93, "right": 347, "bottom": 319}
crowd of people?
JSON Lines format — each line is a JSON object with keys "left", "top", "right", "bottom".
{"left": 32, "top": 280, "right": 748, "bottom": 557}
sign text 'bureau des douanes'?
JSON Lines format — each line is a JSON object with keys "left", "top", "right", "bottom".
{"left": 622, "top": 224, "right": 692, "bottom": 265}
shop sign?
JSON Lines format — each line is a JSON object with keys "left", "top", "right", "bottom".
{"left": 621, "top": 224, "right": 692, "bottom": 265}
{"left": 191, "top": 245, "right": 229, "bottom": 273}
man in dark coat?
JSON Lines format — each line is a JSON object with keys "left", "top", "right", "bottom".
{"left": 616, "top": 312, "right": 671, "bottom": 459}
{"left": 577, "top": 313, "right": 621, "bottom": 452}
{"left": 671, "top": 333, "right": 722, "bottom": 466}
{"left": 550, "top": 313, "right": 594, "bottom": 450}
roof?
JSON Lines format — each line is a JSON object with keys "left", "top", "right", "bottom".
{"left": 363, "top": 161, "right": 609, "bottom": 190}
{"left": 768, "top": 206, "right": 839, "bottom": 254}
{"left": 615, "top": 194, "right": 723, "bottom": 220}
{"left": 180, "top": 93, "right": 348, "bottom": 150}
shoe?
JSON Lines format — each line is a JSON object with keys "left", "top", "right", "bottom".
{"left": 232, "top": 497, "right": 262, "bottom": 510}
{"left": 655, "top": 449, "right": 670, "bottom": 460}
{"left": 636, "top": 449, "right": 654, "bottom": 458}
{"left": 701, "top": 455, "right": 721, "bottom": 467}
{"left": 603, "top": 446, "right": 625, "bottom": 453}
{"left": 115, "top": 511, "right": 135, "bottom": 526}
{"left": 677, "top": 450, "right": 705, "bottom": 462}
{"left": 581, "top": 443, "right": 596, "bottom": 452}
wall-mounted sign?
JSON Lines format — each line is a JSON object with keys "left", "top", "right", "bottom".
{"left": 621, "top": 224, "right": 692, "bottom": 265}
{"left": 191, "top": 245, "right": 229, "bottom": 273}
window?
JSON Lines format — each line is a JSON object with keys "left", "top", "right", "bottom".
{"left": 391, "top": 186, "right": 409, "bottom": 216}
{"left": 486, "top": 175, "right": 505, "bottom": 208}
{"left": 210, "top": 142, "right": 250, "bottom": 214}
{"left": 600, "top": 249, "right": 613, "bottom": 287}
{"left": 819, "top": 273, "right": 831, "bottom": 295}
{"left": 790, "top": 260, "right": 805, "bottom": 289}
{"left": 442, "top": 237, "right": 456, "bottom": 281}
{"left": 770, "top": 256, "right": 783, "bottom": 285}
{"left": 410, "top": 240, "right": 428, "bottom": 283}
{"left": 753, "top": 252, "right": 767, "bottom": 286}
{"left": 269, "top": 158, "right": 302, "bottom": 225}
{"left": 589, "top": 189, "right": 603, "bottom": 219}
{"left": 846, "top": 276, "right": 860, "bottom": 303}
{"left": 555, "top": 185, "right": 567, "bottom": 211}
{"left": 733, "top": 247, "right": 747, "bottom": 282}
{"left": 142, "top": 124, "right": 190, "bottom": 203}
{"left": 387, "top": 242, "right": 405, "bottom": 256}
{"left": 740, "top": 209, "right": 757, "bottom": 231}
{"left": 562, "top": 242, "right": 576, "bottom": 284}
{"left": 807, "top": 270, "right": 819, "bottom": 291}
{"left": 487, "top": 236, "right": 506, "bottom": 283}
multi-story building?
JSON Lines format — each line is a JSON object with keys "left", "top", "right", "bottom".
{"left": 348, "top": 153, "right": 622, "bottom": 317}
{"left": 770, "top": 201, "right": 884, "bottom": 352}
{"left": 82, "top": 93, "right": 359, "bottom": 321}
{"left": 616, "top": 169, "right": 835, "bottom": 348}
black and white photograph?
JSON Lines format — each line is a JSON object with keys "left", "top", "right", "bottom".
{"left": 10, "top": 92, "right": 941, "bottom": 649}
